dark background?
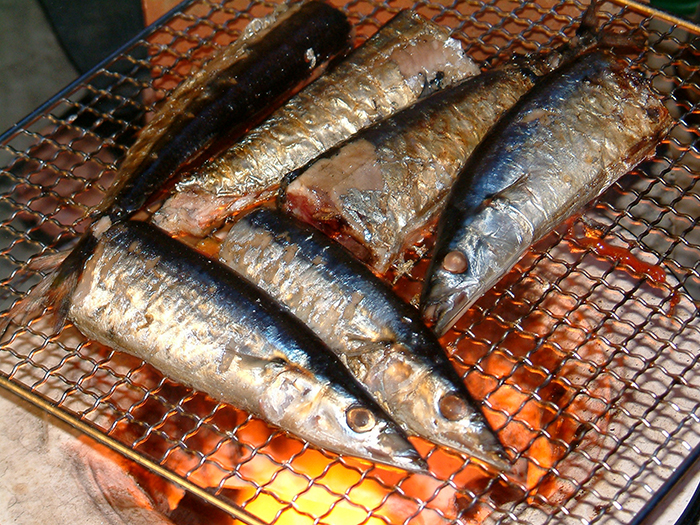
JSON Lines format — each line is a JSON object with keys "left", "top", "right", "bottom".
{"left": 0, "top": 0, "right": 144, "bottom": 134}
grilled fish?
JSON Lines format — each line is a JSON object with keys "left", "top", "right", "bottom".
{"left": 278, "top": 2, "right": 614, "bottom": 274}
{"left": 218, "top": 207, "right": 508, "bottom": 470}
{"left": 57, "top": 221, "right": 426, "bottom": 472}
{"left": 280, "top": 53, "right": 561, "bottom": 273}
{"left": 11, "top": 1, "right": 353, "bottom": 332}
{"left": 421, "top": 49, "right": 673, "bottom": 336}
{"left": 152, "top": 10, "right": 479, "bottom": 237}
{"left": 97, "top": 0, "right": 352, "bottom": 224}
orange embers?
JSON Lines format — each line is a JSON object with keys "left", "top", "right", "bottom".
{"left": 441, "top": 261, "right": 623, "bottom": 518}
{"left": 104, "top": 358, "right": 477, "bottom": 524}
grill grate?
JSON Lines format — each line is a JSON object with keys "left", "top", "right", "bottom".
{"left": 1, "top": 0, "right": 699, "bottom": 524}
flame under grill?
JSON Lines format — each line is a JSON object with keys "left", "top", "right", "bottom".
{"left": 0, "top": 0, "right": 699, "bottom": 524}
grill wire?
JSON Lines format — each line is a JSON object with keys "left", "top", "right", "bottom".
{"left": 0, "top": 0, "right": 699, "bottom": 523}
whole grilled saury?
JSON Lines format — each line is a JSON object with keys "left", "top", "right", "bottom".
{"left": 219, "top": 207, "right": 508, "bottom": 470}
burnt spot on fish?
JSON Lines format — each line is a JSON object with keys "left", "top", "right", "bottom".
{"left": 384, "top": 357, "right": 413, "bottom": 385}
{"left": 144, "top": 256, "right": 161, "bottom": 272}
{"left": 421, "top": 70, "right": 446, "bottom": 96}
{"left": 647, "top": 106, "right": 662, "bottom": 121}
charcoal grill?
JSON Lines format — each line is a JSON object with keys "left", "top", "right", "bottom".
{"left": 0, "top": 0, "right": 699, "bottom": 523}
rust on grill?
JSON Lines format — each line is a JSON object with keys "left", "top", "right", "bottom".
{"left": 0, "top": 0, "right": 699, "bottom": 524}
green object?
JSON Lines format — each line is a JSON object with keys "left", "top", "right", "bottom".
{"left": 651, "top": 0, "right": 700, "bottom": 17}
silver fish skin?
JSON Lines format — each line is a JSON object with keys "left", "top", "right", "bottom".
{"left": 65, "top": 221, "right": 426, "bottom": 472}
{"left": 153, "top": 10, "right": 479, "bottom": 237}
{"left": 422, "top": 50, "right": 673, "bottom": 336}
{"left": 219, "top": 207, "right": 508, "bottom": 470}
{"left": 280, "top": 53, "right": 563, "bottom": 274}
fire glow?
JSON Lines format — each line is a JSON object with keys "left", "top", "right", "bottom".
{"left": 87, "top": 239, "right": 623, "bottom": 525}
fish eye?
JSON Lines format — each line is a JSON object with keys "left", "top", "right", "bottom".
{"left": 442, "top": 250, "right": 468, "bottom": 274}
{"left": 346, "top": 406, "right": 376, "bottom": 433}
{"left": 439, "top": 392, "right": 469, "bottom": 421}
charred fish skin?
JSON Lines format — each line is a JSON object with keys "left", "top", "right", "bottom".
{"left": 152, "top": 10, "right": 479, "bottom": 237}
{"left": 279, "top": 53, "right": 564, "bottom": 274}
{"left": 66, "top": 220, "right": 425, "bottom": 473}
{"left": 96, "top": 1, "right": 352, "bottom": 225}
{"left": 219, "top": 207, "right": 508, "bottom": 470}
{"left": 422, "top": 50, "right": 673, "bottom": 336}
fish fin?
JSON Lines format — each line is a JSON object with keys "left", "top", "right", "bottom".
{"left": 26, "top": 250, "right": 72, "bottom": 273}
{"left": 1, "top": 233, "right": 99, "bottom": 338}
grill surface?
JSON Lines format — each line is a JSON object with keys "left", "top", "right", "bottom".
{"left": 0, "top": 0, "right": 699, "bottom": 524}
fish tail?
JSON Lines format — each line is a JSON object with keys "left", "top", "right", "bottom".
{"left": 1, "top": 232, "right": 99, "bottom": 336}
{"left": 576, "top": 1, "right": 645, "bottom": 51}
{"left": 577, "top": 0, "right": 601, "bottom": 40}
{"left": 551, "top": 0, "right": 645, "bottom": 67}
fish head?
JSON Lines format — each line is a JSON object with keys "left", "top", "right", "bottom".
{"left": 378, "top": 343, "right": 509, "bottom": 471}
{"left": 314, "top": 386, "right": 429, "bottom": 473}
{"left": 420, "top": 237, "right": 487, "bottom": 336}
{"left": 422, "top": 201, "right": 530, "bottom": 336}
{"left": 263, "top": 359, "right": 427, "bottom": 473}
{"left": 357, "top": 341, "right": 508, "bottom": 470}
{"left": 404, "top": 367, "right": 509, "bottom": 471}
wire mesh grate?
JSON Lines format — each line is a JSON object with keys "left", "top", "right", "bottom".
{"left": 0, "top": 0, "right": 699, "bottom": 524}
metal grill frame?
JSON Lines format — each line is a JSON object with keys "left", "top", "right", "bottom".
{"left": 0, "top": 0, "right": 699, "bottom": 524}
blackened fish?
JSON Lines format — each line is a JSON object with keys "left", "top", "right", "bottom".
{"left": 97, "top": 0, "right": 352, "bottom": 225}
